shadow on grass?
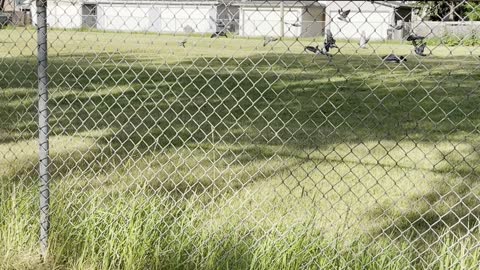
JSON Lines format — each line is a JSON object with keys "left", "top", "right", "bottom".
{"left": 368, "top": 155, "right": 480, "bottom": 243}
{"left": 1, "top": 51, "right": 480, "bottom": 248}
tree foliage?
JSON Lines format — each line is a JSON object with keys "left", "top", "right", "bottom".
{"left": 465, "top": 1, "right": 480, "bottom": 21}
{"left": 413, "top": 0, "right": 480, "bottom": 21}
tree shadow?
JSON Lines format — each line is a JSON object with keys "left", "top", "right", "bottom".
{"left": 366, "top": 150, "right": 480, "bottom": 246}
{"left": 1, "top": 50, "right": 479, "bottom": 243}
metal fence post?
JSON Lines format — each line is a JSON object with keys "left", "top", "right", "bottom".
{"left": 36, "top": 0, "right": 50, "bottom": 260}
{"left": 280, "top": 1, "right": 284, "bottom": 38}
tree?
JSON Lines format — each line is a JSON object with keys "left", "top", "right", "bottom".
{"left": 414, "top": 0, "right": 471, "bottom": 21}
{"left": 465, "top": 1, "right": 480, "bottom": 21}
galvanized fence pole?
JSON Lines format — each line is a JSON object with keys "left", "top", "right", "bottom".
{"left": 36, "top": 0, "right": 50, "bottom": 260}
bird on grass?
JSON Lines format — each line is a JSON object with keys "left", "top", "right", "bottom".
{"left": 304, "top": 30, "right": 338, "bottom": 57}
{"left": 304, "top": 29, "right": 338, "bottom": 57}
{"left": 305, "top": 45, "right": 320, "bottom": 54}
{"left": 285, "top": 22, "right": 301, "bottom": 27}
{"left": 414, "top": 42, "right": 427, "bottom": 56}
{"left": 406, "top": 33, "right": 428, "bottom": 56}
{"left": 263, "top": 36, "right": 278, "bottom": 47}
{"left": 177, "top": 39, "right": 187, "bottom": 47}
{"left": 406, "top": 33, "right": 425, "bottom": 43}
{"left": 389, "top": 20, "right": 404, "bottom": 30}
{"left": 304, "top": 45, "right": 331, "bottom": 57}
{"left": 211, "top": 31, "right": 228, "bottom": 38}
{"left": 338, "top": 9, "right": 351, "bottom": 22}
{"left": 325, "top": 29, "right": 338, "bottom": 49}
{"left": 383, "top": 54, "right": 407, "bottom": 63}
{"left": 359, "top": 31, "right": 369, "bottom": 49}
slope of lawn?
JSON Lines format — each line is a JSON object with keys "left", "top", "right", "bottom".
{"left": 1, "top": 28, "right": 480, "bottom": 269}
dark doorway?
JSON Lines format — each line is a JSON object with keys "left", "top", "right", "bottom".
{"left": 82, "top": 4, "right": 97, "bottom": 28}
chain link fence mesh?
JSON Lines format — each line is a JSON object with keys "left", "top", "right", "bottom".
{"left": 1, "top": 0, "right": 480, "bottom": 269}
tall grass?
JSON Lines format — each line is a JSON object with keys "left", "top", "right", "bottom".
{"left": 2, "top": 184, "right": 480, "bottom": 269}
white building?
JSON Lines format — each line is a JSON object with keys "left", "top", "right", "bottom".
{"left": 31, "top": 0, "right": 238, "bottom": 34}
{"left": 238, "top": 1, "right": 326, "bottom": 38}
{"left": 30, "top": 0, "right": 413, "bottom": 39}
{"left": 30, "top": 0, "right": 327, "bottom": 37}
{"left": 325, "top": 1, "right": 413, "bottom": 41}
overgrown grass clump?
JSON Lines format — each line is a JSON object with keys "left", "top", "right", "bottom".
{"left": 2, "top": 185, "right": 480, "bottom": 270}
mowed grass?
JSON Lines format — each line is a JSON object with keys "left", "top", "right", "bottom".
{"left": 1, "top": 28, "right": 480, "bottom": 269}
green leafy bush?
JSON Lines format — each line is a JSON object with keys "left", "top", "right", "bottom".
{"left": 465, "top": 1, "right": 480, "bottom": 21}
{"left": 426, "top": 33, "right": 479, "bottom": 47}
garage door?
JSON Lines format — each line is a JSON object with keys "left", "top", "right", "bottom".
{"left": 48, "top": 2, "right": 82, "bottom": 28}
{"left": 97, "top": 4, "right": 213, "bottom": 33}
{"left": 330, "top": 11, "right": 390, "bottom": 41}
{"left": 159, "top": 6, "right": 214, "bottom": 33}
{"left": 98, "top": 4, "right": 150, "bottom": 31}
{"left": 241, "top": 8, "right": 301, "bottom": 37}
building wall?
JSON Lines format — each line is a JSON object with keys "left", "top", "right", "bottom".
{"left": 325, "top": 1, "right": 394, "bottom": 41}
{"left": 240, "top": 6, "right": 300, "bottom": 37}
{"left": 97, "top": 4, "right": 150, "bottom": 31}
{"left": 324, "top": 1, "right": 394, "bottom": 17}
{"left": 301, "top": 6, "right": 325, "bottom": 37}
{"left": 239, "top": 5, "right": 326, "bottom": 38}
{"left": 2, "top": 0, "right": 15, "bottom": 12}
{"left": 31, "top": 1, "right": 83, "bottom": 28}
{"left": 330, "top": 10, "right": 391, "bottom": 40}
{"left": 412, "top": 21, "right": 480, "bottom": 38}
{"left": 217, "top": 4, "right": 239, "bottom": 33}
{"left": 31, "top": 1, "right": 219, "bottom": 33}
{"left": 96, "top": 4, "right": 216, "bottom": 33}
{"left": 2, "top": 0, "right": 30, "bottom": 11}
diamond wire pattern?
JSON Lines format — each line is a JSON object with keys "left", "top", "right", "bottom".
{"left": 1, "top": 0, "right": 480, "bottom": 268}
{"left": 1, "top": 18, "right": 39, "bottom": 263}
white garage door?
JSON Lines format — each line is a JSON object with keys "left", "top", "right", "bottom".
{"left": 241, "top": 8, "right": 301, "bottom": 37}
{"left": 48, "top": 2, "right": 82, "bottom": 29}
{"left": 97, "top": 4, "right": 150, "bottom": 31}
{"left": 97, "top": 4, "right": 214, "bottom": 33}
{"left": 160, "top": 6, "right": 214, "bottom": 33}
{"left": 330, "top": 11, "right": 390, "bottom": 41}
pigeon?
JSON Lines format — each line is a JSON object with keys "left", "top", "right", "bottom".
{"left": 414, "top": 43, "right": 427, "bottom": 56}
{"left": 383, "top": 54, "right": 407, "bottom": 63}
{"left": 285, "top": 22, "right": 301, "bottom": 27}
{"left": 263, "top": 36, "right": 278, "bottom": 47}
{"left": 304, "top": 30, "right": 337, "bottom": 57}
{"left": 406, "top": 33, "right": 425, "bottom": 42}
{"left": 210, "top": 31, "right": 228, "bottom": 38}
{"left": 338, "top": 9, "right": 351, "bottom": 22}
{"left": 305, "top": 45, "right": 320, "bottom": 54}
{"left": 407, "top": 32, "right": 428, "bottom": 56}
{"left": 359, "top": 31, "right": 369, "bottom": 49}
{"left": 177, "top": 39, "right": 187, "bottom": 47}
{"left": 389, "top": 20, "right": 404, "bottom": 30}
{"left": 305, "top": 45, "right": 331, "bottom": 57}
{"left": 325, "top": 29, "right": 338, "bottom": 49}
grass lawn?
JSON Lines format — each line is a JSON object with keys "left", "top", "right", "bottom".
{"left": 1, "top": 28, "right": 480, "bottom": 269}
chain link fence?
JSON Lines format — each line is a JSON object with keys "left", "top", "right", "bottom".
{"left": 1, "top": 0, "right": 480, "bottom": 269}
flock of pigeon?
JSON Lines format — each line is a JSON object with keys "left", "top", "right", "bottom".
{"left": 304, "top": 9, "right": 428, "bottom": 63}
{"left": 177, "top": 8, "right": 429, "bottom": 64}
{"left": 178, "top": 22, "right": 229, "bottom": 47}
{"left": 304, "top": 30, "right": 426, "bottom": 63}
